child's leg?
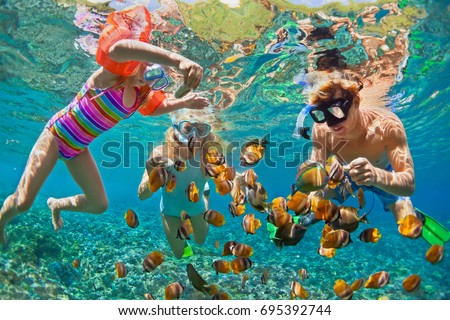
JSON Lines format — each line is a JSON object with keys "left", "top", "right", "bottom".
{"left": 191, "top": 213, "right": 209, "bottom": 245}
{"left": 0, "top": 130, "right": 59, "bottom": 245}
{"left": 160, "top": 213, "right": 184, "bottom": 259}
{"left": 47, "top": 148, "right": 108, "bottom": 231}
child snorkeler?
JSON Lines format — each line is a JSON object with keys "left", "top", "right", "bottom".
{"left": 0, "top": 5, "right": 209, "bottom": 246}
{"left": 138, "top": 112, "right": 223, "bottom": 258}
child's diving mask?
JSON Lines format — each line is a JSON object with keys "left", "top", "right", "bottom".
{"left": 171, "top": 115, "right": 212, "bottom": 143}
{"left": 144, "top": 64, "right": 169, "bottom": 91}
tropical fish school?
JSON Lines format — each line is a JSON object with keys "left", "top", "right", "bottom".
{"left": 2, "top": 4, "right": 447, "bottom": 302}
{"left": 120, "top": 133, "right": 446, "bottom": 300}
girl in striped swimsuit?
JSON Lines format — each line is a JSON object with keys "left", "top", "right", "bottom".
{"left": 0, "top": 7, "right": 209, "bottom": 246}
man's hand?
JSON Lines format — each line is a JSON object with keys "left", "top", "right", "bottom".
{"left": 345, "top": 157, "right": 378, "bottom": 186}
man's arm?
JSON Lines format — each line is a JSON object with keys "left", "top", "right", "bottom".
{"left": 375, "top": 120, "right": 415, "bottom": 196}
{"left": 347, "top": 119, "right": 415, "bottom": 196}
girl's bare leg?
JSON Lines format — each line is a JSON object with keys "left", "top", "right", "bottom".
{"left": 47, "top": 148, "right": 108, "bottom": 231}
{"left": 0, "top": 130, "right": 59, "bottom": 246}
{"left": 160, "top": 213, "right": 185, "bottom": 259}
{"left": 191, "top": 213, "right": 209, "bottom": 245}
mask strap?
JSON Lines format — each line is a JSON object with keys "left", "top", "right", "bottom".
{"left": 170, "top": 114, "right": 178, "bottom": 126}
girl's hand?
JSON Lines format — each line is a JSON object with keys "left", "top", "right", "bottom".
{"left": 185, "top": 94, "right": 210, "bottom": 110}
{"left": 178, "top": 58, "right": 203, "bottom": 89}
{"left": 347, "top": 157, "right": 378, "bottom": 186}
{"left": 146, "top": 155, "right": 173, "bottom": 174}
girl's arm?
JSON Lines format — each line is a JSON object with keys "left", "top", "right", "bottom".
{"left": 149, "top": 93, "right": 210, "bottom": 116}
{"left": 109, "top": 40, "right": 203, "bottom": 89}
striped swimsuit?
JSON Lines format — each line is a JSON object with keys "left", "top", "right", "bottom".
{"left": 46, "top": 82, "right": 145, "bottom": 160}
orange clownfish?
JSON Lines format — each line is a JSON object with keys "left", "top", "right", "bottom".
{"left": 164, "top": 282, "right": 184, "bottom": 300}
{"left": 287, "top": 191, "right": 310, "bottom": 215}
{"left": 364, "top": 271, "right": 390, "bottom": 289}
{"left": 350, "top": 278, "right": 365, "bottom": 291}
{"left": 124, "top": 209, "right": 139, "bottom": 228}
{"left": 115, "top": 262, "right": 127, "bottom": 278}
{"left": 322, "top": 229, "right": 352, "bottom": 249}
{"left": 317, "top": 246, "right": 336, "bottom": 258}
{"left": 271, "top": 197, "right": 288, "bottom": 212}
{"left": 425, "top": 244, "right": 444, "bottom": 264}
{"left": 203, "top": 210, "right": 226, "bottom": 227}
{"left": 334, "top": 279, "right": 353, "bottom": 300}
{"left": 267, "top": 207, "right": 292, "bottom": 228}
{"left": 398, "top": 214, "right": 423, "bottom": 239}
{"left": 72, "top": 259, "right": 80, "bottom": 269}
{"left": 231, "top": 243, "right": 253, "bottom": 258}
{"left": 177, "top": 218, "right": 193, "bottom": 240}
{"left": 402, "top": 274, "right": 421, "bottom": 292}
{"left": 242, "top": 214, "right": 262, "bottom": 235}
{"left": 186, "top": 182, "right": 200, "bottom": 202}
{"left": 358, "top": 228, "right": 382, "bottom": 243}
{"left": 165, "top": 171, "right": 177, "bottom": 192}
{"left": 243, "top": 169, "right": 258, "bottom": 188}
{"left": 148, "top": 166, "right": 168, "bottom": 192}
{"left": 212, "top": 260, "right": 232, "bottom": 275}
{"left": 142, "top": 251, "right": 164, "bottom": 272}
{"left": 290, "top": 281, "right": 308, "bottom": 299}
{"left": 231, "top": 257, "right": 253, "bottom": 274}
{"left": 229, "top": 202, "right": 246, "bottom": 217}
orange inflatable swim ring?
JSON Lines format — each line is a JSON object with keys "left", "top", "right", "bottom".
{"left": 96, "top": 5, "right": 152, "bottom": 76}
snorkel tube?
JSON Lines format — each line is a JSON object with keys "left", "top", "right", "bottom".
{"left": 292, "top": 105, "right": 313, "bottom": 140}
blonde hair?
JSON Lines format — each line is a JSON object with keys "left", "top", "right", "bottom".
{"left": 304, "top": 70, "right": 363, "bottom": 106}
{"left": 161, "top": 126, "right": 223, "bottom": 160}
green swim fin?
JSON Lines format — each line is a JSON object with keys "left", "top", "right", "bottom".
{"left": 267, "top": 222, "right": 278, "bottom": 241}
{"left": 416, "top": 208, "right": 450, "bottom": 246}
{"left": 267, "top": 216, "right": 302, "bottom": 241}
{"left": 182, "top": 241, "right": 194, "bottom": 258}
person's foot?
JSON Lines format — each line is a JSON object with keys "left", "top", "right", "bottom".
{"left": 47, "top": 197, "right": 63, "bottom": 232}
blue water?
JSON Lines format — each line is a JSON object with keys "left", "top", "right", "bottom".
{"left": 0, "top": 0, "right": 449, "bottom": 300}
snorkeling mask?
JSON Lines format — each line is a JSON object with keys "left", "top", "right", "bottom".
{"left": 292, "top": 98, "right": 352, "bottom": 140}
{"left": 171, "top": 115, "right": 212, "bottom": 144}
{"left": 143, "top": 64, "right": 169, "bottom": 91}
{"left": 309, "top": 98, "right": 352, "bottom": 127}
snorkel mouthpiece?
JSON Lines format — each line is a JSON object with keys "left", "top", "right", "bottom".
{"left": 292, "top": 105, "right": 313, "bottom": 140}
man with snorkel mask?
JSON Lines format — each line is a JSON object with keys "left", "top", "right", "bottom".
{"left": 291, "top": 70, "right": 447, "bottom": 242}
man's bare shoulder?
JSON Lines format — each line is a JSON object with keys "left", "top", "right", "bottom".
{"left": 363, "top": 107, "right": 406, "bottom": 138}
